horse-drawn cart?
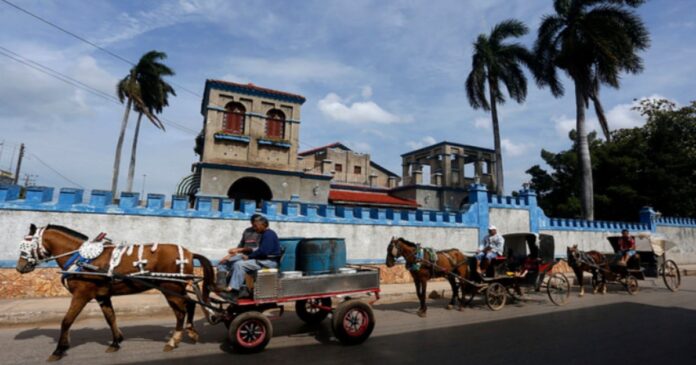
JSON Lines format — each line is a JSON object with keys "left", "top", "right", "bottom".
{"left": 197, "top": 267, "right": 381, "bottom": 353}
{"left": 463, "top": 233, "right": 571, "bottom": 310}
{"left": 600, "top": 232, "right": 681, "bottom": 293}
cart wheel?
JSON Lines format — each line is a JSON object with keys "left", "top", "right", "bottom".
{"left": 485, "top": 282, "right": 507, "bottom": 311}
{"left": 332, "top": 300, "right": 375, "bottom": 345}
{"left": 227, "top": 311, "right": 272, "bottom": 353}
{"left": 547, "top": 273, "right": 570, "bottom": 306}
{"left": 459, "top": 283, "right": 476, "bottom": 306}
{"left": 662, "top": 260, "right": 681, "bottom": 292}
{"left": 296, "top": 297, "right": 332, "bottom": 324}
{"left": 625, "top": 275, "right": 639, "bottom": 295}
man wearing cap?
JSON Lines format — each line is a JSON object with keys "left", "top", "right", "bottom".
{"left": 476, "top": 225, "right": 505, "bottom": 275}
{"left": 216, "top": 213, "right": 262, "bottom": 289}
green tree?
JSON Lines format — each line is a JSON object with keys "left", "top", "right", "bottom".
{"left": 526, "top": 99, "right": 696, "bottom": 221}
{"left": 465, "top": 19, "right": 536, "bottom": 195}
{"left": 111, "top": 51, "right": 174, "bottom": 197}
{"left": 533, "top": 0, "right": 650, "bottom": 219}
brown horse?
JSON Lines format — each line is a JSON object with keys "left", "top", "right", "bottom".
{"left": 385, "top": 237, "right": 469, "bottom": 317}
{"left": 15, "top": 224, "right": 214, "bottom": 361}
{"left": 566, "top": 245, "right": 608, "bottom": 296}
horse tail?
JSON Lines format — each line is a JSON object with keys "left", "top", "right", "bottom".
{"left": 193, "top": 253, "right": 213, "bottom": 303}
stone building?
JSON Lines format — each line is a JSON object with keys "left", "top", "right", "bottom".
{"left": 391, "top": 141, "right": 498, "bottom": 210}
{"left": 193, "top": 80, "right": 332, "bottom": 207}
{"left": 0, "top": 170, "right": 13, "bottom": 185}
{"left": 298, "top": 142, "right": 400, "bottom": 189}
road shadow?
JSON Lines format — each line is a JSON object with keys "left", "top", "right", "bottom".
{"left": 125, "top": 301, "right": 696, "bottom": 365}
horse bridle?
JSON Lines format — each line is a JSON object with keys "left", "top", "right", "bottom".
{"left": 18, "top": 226, "right": 81, "bottom": 267}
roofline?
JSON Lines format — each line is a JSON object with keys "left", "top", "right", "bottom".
{"left": 298, "top": 142, "right": 350, "bottom": 156}
{"left": 401, "top": 141, "right": 495, "bottom": 157}
{"left": 369, "top": 161, "right": 399, "bottom": 177}
{"left": 201, "top": 79, "right": 306, "bottom": 115}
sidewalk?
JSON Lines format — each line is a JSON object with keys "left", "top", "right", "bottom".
{"left": 0, "top": 281, "right": 453, "bottom": 326}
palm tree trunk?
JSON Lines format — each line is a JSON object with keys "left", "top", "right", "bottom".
{"left": 111, "top": 98, "right": 132, "bottom": 198}
{"left": 126, "top": 112, "right": 143, "bottom": 193}
{"left": 590, "top": 89, "right": 611, "bottom": 142}
{"left": 575, "top": 82, "right": 594, "bottom": 220}
{"left": 488, "top": 80, "right": 504, "bottom": 196}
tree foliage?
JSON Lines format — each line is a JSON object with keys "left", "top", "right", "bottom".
{"left": 526, "top": 99, "right": 696, "bottom": 221}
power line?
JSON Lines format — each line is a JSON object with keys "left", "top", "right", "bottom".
{"left": 0, "top": 46, "right": 198, "bottom": 135}
{"left": 0, "top": 0, "right": 202, "bottom": 98}
{"left": 27, "top": 151, "right": 84, "bottom": 188}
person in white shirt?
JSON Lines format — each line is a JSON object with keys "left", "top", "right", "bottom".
{"left": 476, "top": 225, "right": 505, "bottom": 274}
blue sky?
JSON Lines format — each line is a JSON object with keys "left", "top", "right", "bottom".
{"left": 1, "top": 0, "right": 695, "bottom": 196}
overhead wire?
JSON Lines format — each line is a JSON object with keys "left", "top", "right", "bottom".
{"left": 0, "top": 0, "right": 202, "bottom": 98}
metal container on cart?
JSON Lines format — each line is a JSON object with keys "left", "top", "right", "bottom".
{"left": 278, "top": 237, "right": 303, "bottom": 272}
{"left": 296, "top": 238, "right": 346, "bottom": 275}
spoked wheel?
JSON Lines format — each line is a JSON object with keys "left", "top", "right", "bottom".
{"left": 332, "top": 300, "right": 375, "bottom": 345}
{"left": 625, "top": 275, "right": 640, "bottom": 295}
{"left": 485, "top": 282, "right": 507, "bottom": 311}
{"left": 296, "top": 297, "right": 332, "bottom": 324}
{"left": 662, "top": 260, "right": 681, "bottom": 292}
{"left": 228, "top": 311, "right": 272, "bottom": 353}
{"left": 547, "top": 273, "right": 571, "bottom": 306}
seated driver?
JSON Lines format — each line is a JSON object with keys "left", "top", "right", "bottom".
{"left": 476, "top": 225, "right": 505, "bottom": 274}
{"left": 221, "top": 215, "right": 281, "bottom": 303}
{"left": 216, "top": 214, "right": 262, "bottom": 290}
{"left": 616, "top": 229, "right": 636, "bottom": 266}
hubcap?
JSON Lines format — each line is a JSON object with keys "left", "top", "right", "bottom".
{"left": 343, "top": 309, "right": 368, "bottom": 337}
{"left": 237, "top": 319, "right": 265, "bottom": 347}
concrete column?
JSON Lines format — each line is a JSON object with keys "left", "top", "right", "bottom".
{"left": 321, "top": 159, "right": 333, "bottom": 175}
{"left": 457, "top": 155, "right": 466, "bottom": 187}
{"left": 442, "top": 153, "right": 451, "bottom": 186}
{"left": 388, "top": 176, "right": 398, "bottom": 188}
{"left": 433, "top": 172, "right": 443, "bottom": 186}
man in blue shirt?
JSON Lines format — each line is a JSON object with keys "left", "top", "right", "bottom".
{"left": 222, "top": 215, "right": 281, "bottom": 303}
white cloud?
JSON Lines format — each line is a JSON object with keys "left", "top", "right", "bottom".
{"left": 552, "top": 115, "right": 576, "bottom": 138}
{"left": 501, "top": 138, "right": 530, "bottom": 157}
{"left": 229, "top": 57, "right": 360, "bottom": 85}
{"left": 345, "top": 141, "right": 372, "bottom": 153}
{"left": 474, "top": 116, "right": 491, "bottom": 130}
{"left": 318, "top": 92, "right": 403, "bottom": 124}
{"left": 406, "top": 136, "right": 437, "bottom": 150}
{"left": 361, "top": 85, "right": 373, "bottom": 99}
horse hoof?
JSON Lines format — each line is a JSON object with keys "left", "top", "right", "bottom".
{"left": 446, "top": 304, "right": 453, "bottom": 310}
{"left": 458, "top": 306, "right": 465, "bottom": 312}
{"left": 187, "top": 332, "right": 199, "bottom": 344}
{"left": 163, "top": 345, "right": 175, "bottom": 352}
{"left": 105, "top": 345, "right": 120, "bottom": 353}
{"left": 417, "top": 311, "right": 427, "bottom": 318}
{"left": 47, "top": 354, "right": 63, "bottom": 362}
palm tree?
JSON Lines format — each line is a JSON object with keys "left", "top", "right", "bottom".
{"left": 465, "top": 19, "right": 536, "bottom": 196}
{"left": 534, "top": 0, "right": 649, "bottom": 219}
{"left": 125, "top": 52, "right": 175, "bottom": 193}
{"left": 111, "top": 51, "right": 174, "bottom": 197}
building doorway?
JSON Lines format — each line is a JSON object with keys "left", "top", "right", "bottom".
{"left": 227, "top": 177, "right": 273, "bottom": 210}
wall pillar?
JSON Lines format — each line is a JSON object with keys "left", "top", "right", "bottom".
{"left": 639, "top": 206, "right": 657, "bottom": 232}
{"left": 468, "top": 183, "right": 489, "bottom": 243}
{"left": 520, "top": 189, "right": 539, "bottom": 233}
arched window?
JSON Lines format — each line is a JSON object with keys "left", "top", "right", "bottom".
{"left": 265, "top": 109, "right": 285, "bottom": 139}
{"left": 224, "top": 102, "right": 246, "bottom": 134}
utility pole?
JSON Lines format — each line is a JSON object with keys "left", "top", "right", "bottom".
{"left": 141, "top": 174, "right": 147, "bottom": 197}
{"left": 13, "top": 143, "right": 25, "bottom": 185}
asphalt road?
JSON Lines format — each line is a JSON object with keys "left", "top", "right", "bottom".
{"left": 2, "top": 278, "right": 695, "bottom": 365}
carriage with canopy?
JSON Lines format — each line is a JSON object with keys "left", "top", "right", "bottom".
{"left": 600, "top": 232, "right": 681, "bottom": 293}
{"left": 463, "top": 232, "right": 571, "bottom": 310}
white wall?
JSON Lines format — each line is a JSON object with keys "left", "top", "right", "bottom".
{"left": 541, "top": 229, "right": 617, "bottom": 257}
{"left": 490, "top": 208, "right": 529, "bottom": 235}
{"left": 0, "top": 210, "right": 479, "bottom": 262}
{"left": 656, "top": 226, "right": 696, "bottom": 264}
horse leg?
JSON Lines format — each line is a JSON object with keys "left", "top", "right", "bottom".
{"left": 417, "top": 279, "right": 428, "bottom": 318}
{"left": 574, "top": 268, "right": 585, "bottom": 297}
{"left": 163, "top": 293, "right": 187, "bottom": 352}
{"left": 446, "top": 276, "right": 457, "bottom": 310}
{"left": 48, "top": 293, "right": 93, "bottom": 361}
{"left": 97, "top": 296, "right": 124, "bottom": 353}
{"left": 184, "top": 300, "right": 199, "bottom": 343}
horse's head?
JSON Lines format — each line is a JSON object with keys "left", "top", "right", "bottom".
{"left": 386, "top": 237, "right": 401, "bottom": 267}
{"left": 16, "top": 224, "right": 43, "bottom": 274}
{"left": 566, "top": 245, "right": 580, "bottom": 265}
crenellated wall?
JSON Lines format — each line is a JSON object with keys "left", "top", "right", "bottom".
{"left": 1, "top": 183, "right": 695, "bottom": 298}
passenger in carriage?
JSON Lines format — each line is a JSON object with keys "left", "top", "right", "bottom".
{"left": 216, "top": 214, "right": 262, "bottom": 289}
{"left": 475, "top": 225, "right": 505, "bottom": 275}
{"left": 221, "top": 215, "right": 281, "bottom": 303}
{"left": 616, "top": 229, "right": 636, "bottom": 266}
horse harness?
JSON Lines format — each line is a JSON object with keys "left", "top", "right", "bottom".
{"left": 393, "top": 240, "right": 461, "bottom": 274}
{"left": 19, "top": 227, "right": 193, "bottom": 284}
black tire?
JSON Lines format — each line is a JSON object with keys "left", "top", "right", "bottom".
{"left": 662, "top": 259, "right": 681, "bottom": 292}
{"left": 296, "top": 297, "right": 332, "bottom": 324}
{"left": 227, "top": 311, "right": 272, "bottom": 353}
{"left": 485, "top": 282, "right": 507, "bottom": 311}
{"left": 332, "top": 300, "right": 375, "bottom": 345}
{"left": 547, "top": 273, "right": 570, "bottom": 306}
{"left": 625, "top": 275, "right": 639, "bottom": 295}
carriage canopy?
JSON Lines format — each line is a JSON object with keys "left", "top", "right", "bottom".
{"left": 502, "top": 233, "right": 556, "bottom": 263}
